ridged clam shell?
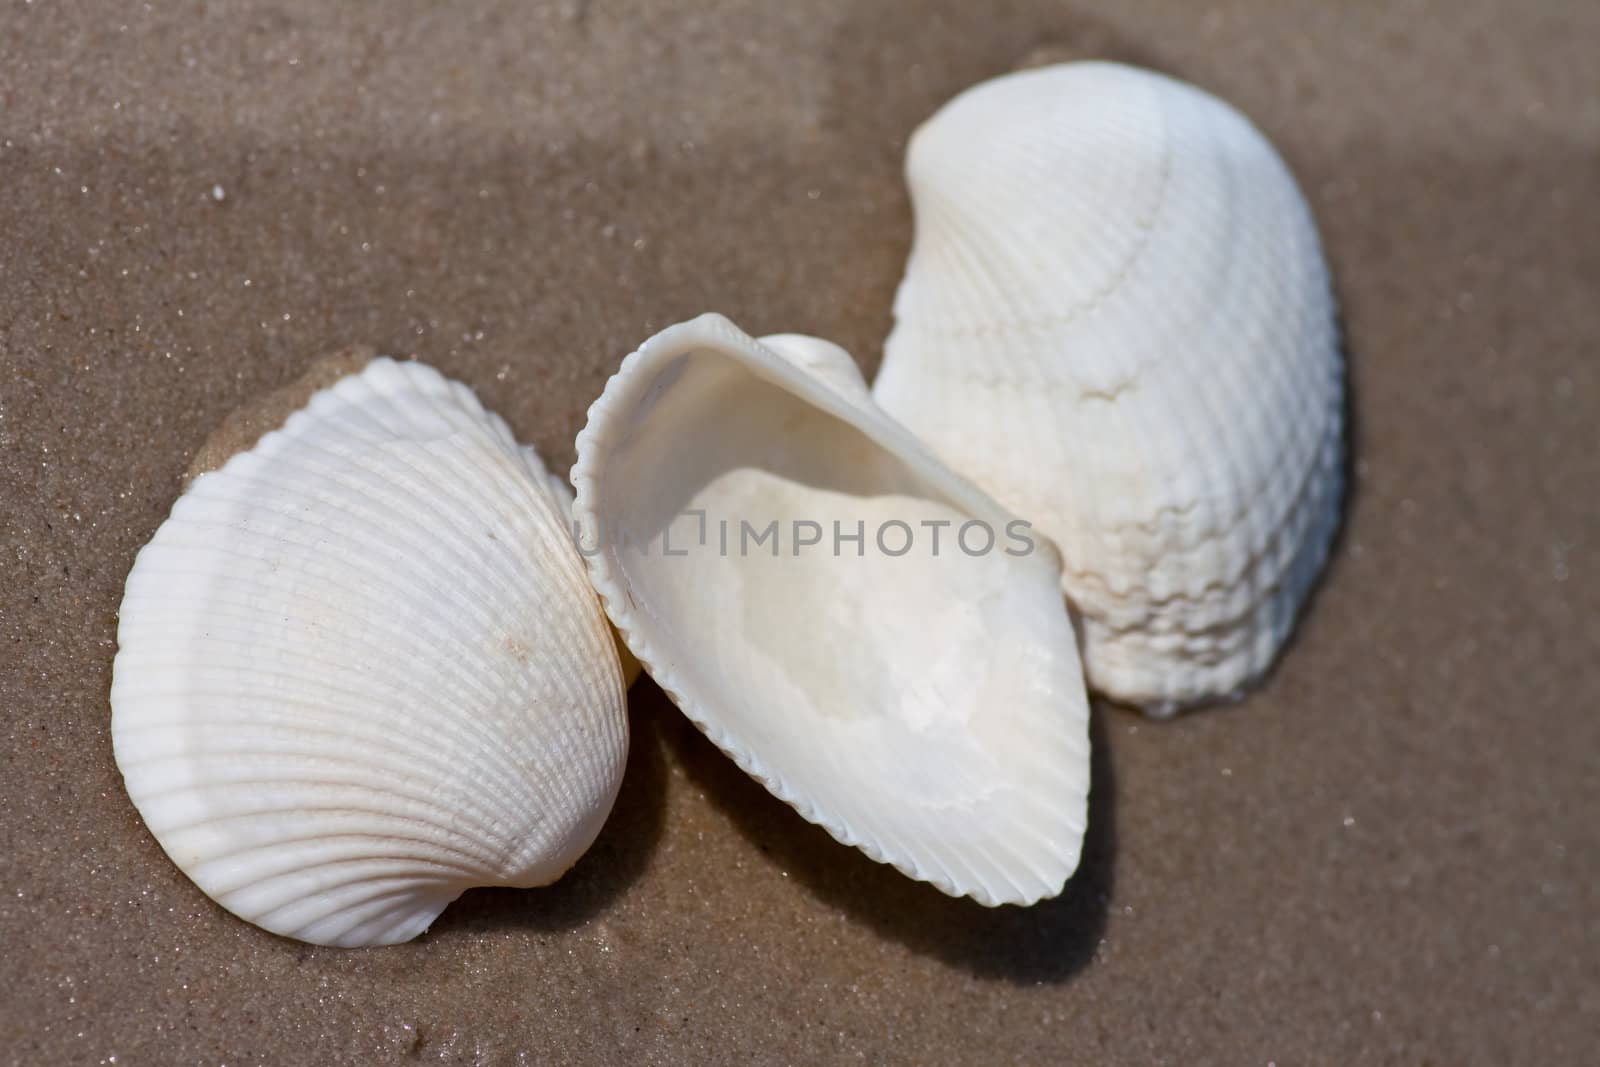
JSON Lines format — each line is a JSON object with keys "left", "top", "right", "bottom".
{"left": 572, "top": 313, "right": 1089, "bottom": 906}
{"left": 873, "top": 61, "right": 1344, "bottom": 712}
{"left": 111, "top": 358, "right": 627, "bottom": 946}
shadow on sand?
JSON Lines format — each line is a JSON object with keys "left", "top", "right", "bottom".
{"left": 429, "top": 695, "right": 670, "bottom": 936}
{"left": 658, "top": 692, "right": 1116, "bottom": 984}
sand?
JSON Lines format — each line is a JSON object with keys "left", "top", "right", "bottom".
{"left": 2, "top": 1, "right": 1596, "bottom": 1063}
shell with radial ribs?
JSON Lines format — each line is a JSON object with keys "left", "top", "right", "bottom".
{"left": 872, "top": 61, "right": 1344, "bottom": 713}
{"left": 111, "top": 358, "right": 627, "bottom": 946}
{"left": 572, "top": 313, "right": 1090, "bottom": 907}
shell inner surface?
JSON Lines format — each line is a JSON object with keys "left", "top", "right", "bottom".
{"left": 575, "top": 315, "right": 1090, "bottom": 907}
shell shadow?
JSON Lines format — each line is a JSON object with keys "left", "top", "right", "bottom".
{"left": 1317, "top": 307, "right": 1361, "bottom": 594}
{"left": 659, "top": 688, "right": 1116, "bottom": 984}
{"left": 1260, "top": 308, "right": 1361, "bottom": 663}
{"left": 427, "top": 693, "right": 668, "bottom": 936}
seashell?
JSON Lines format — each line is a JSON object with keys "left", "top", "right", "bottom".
{"left": 111, "top": 358, "right": 628, "bottom": 946}
{"left": 572, "top": 313, "right": 1090, "bottom": 906}
{"left": 873, "top": 61, "right": 1344, "bottom": 713}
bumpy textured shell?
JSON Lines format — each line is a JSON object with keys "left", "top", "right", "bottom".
{"left": 873, "top": 61, "right": 1344, "bottom": 712}
{"left": 111, "top": 358, "right": 627, "bottom": 946}
{"left": 572, "top": 313, "right": 1089, "bottom": 906}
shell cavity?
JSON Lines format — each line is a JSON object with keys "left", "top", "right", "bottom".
{"left": 573, "top": 313, "right": 1090, "bottom": 906}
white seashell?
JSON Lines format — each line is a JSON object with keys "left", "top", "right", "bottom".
{"left": 873, "top": 61, "right": 1344, "bottom": 712}
{"left": 111, "top": 358, "right": 628, "bottom": 946}
{"left": 572, "top": 313, "right": 1090, "bottom": 906}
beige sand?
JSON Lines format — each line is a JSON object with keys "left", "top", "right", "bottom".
{"left": 2, "top": 1, "right": 1596, "bottom": 1063}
